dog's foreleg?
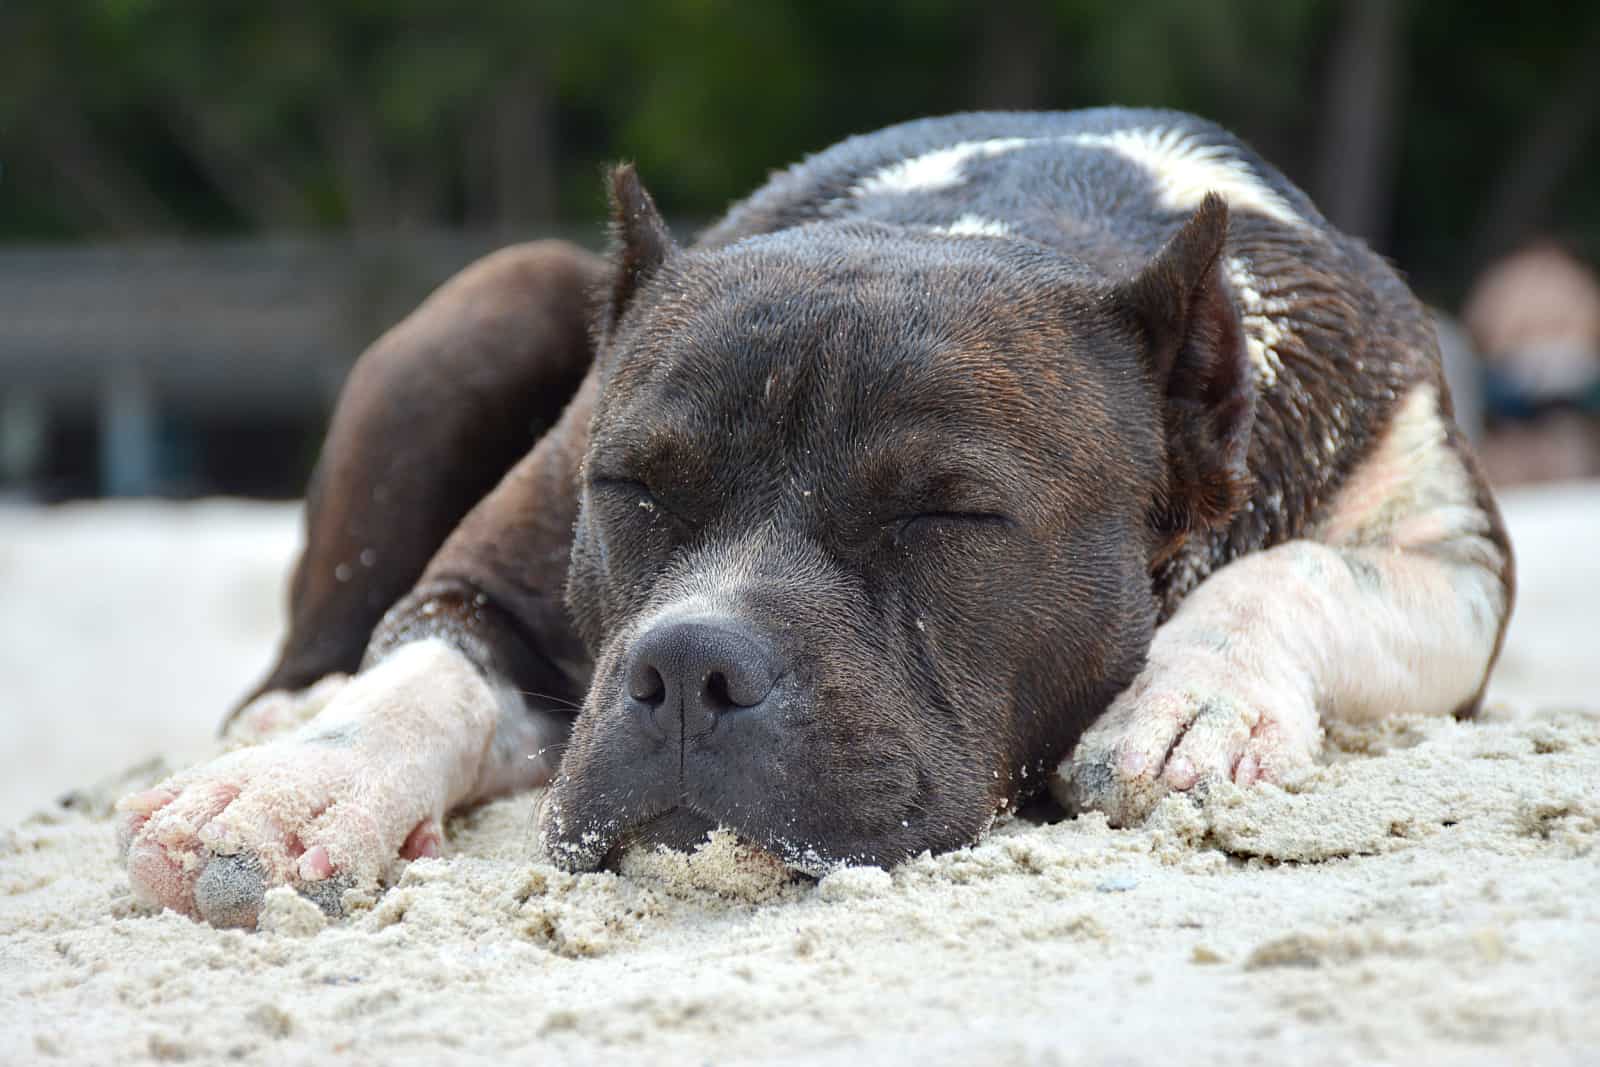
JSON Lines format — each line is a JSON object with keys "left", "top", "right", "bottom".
{"left": 1057, "top": 382, "right": 1513, "bottom": 823}
{"left": 119, "top": 382, "right": 595, "bottom": 928}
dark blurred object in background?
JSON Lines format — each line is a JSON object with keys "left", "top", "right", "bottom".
{"left": 0, "top": 232, "right": 581, "bottom": 499}
{"left": 1, "top": 1, "right": 1596, "bottom": 499}
{"left": 1463, "top": 241, "right": 1600, "bottom": 485}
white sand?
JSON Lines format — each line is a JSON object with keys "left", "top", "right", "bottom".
{"left": 2, "top": 487, "right": 1597, "bottom": 1065}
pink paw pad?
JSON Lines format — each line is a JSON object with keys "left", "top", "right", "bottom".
{"left": 400, "top": 820, "right": 444, "bottom": 860}
{"left": 298, "top": 845, "right": 335, "bottom": 882}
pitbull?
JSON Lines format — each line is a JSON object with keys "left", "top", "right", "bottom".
{"left": 118, "top": 109, "right": 1513, "bottom": 927}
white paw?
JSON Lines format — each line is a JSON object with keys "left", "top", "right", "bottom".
{"left": 116, "top": 742, "right": 446, "bottom": 927}
{"left": 1052, "top": 652, "right": 1322, "bottom": 825}
{"left": 117, "top": 640, "right": 498, "bottom": 927}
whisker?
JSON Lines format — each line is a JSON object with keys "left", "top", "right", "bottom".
{"left": 514, "top": 688, "right": 584, "bottom": 711}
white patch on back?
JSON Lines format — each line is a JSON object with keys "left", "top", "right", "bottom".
{"left": 1224, "top": 256, "right": 1290, "bottom": 386}
{"left": 1066, "top": 128, "right": 1303, "bottom": 227}
{"left": 932, "top": 214, "right": 1012, "bottom": 238}
{"left": 848, "top": 126, "right": 1304, "bottom": 229}
{"left": 852, "top": 138, "right": 1032, "bottom": 196}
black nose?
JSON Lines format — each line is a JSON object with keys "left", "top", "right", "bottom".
{"left": 624, "top": 616, "right": 781, "bottom": 741}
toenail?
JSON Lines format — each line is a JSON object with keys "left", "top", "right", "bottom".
{"left": 400, "top": 820, "right": 443, "bottom": 860}
{"left": 1164, "top": 756, "right": 1199, "bottom": 789}
{"left": 298, "top": 846, "right": 335, "bottom": 882}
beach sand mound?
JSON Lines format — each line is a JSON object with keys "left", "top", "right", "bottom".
{"left": 4, "top": 702, "right": 1596, "bottom": 1065}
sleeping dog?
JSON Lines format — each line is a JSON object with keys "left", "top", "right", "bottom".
{"left": 118, "top": 109, "right": 1513, "bottom": 927}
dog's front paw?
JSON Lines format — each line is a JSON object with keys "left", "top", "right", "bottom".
{"left": 1052, "top": 655, "right": 1322, "bottom": 825}
{"left": 116, "top": 740, "right": 446, "bottom": 928}
{"left": 116, "top": 640, "right": 497, "bottom": 928}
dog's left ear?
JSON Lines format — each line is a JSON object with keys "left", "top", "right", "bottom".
{"left": 1116, "top": 193, "right": 1255, "bottom": 552}
{"left": 601, "top": 163, "right": 678, "bottom": 336}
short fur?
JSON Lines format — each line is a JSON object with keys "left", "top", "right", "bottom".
{"left": 121, "top": 110, "right": 1512, "bottom": 923}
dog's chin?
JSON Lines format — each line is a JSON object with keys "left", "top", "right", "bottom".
{"left": 599, "top": 807, "right": 721, "bottom": 870}
{"left": 597, "top": 807, "right": 855, "bottom": 880}
{"left": 539, "top": 767, "right": 930, "bottom": 877}
{"left": 537, "top": 782, "right": 733, "bottom": 873}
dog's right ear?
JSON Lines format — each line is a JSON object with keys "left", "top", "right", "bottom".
{"left": 1113, "top": 193, "right": 1254, "bottom": 554}
{"left": 602, "top": 164, "right": 677, "bottom": 334}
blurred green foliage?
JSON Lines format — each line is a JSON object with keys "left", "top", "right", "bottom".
{"left": 1, "top": 0, "right": 1596, "bottom": 300}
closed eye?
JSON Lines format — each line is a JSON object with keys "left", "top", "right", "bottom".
{"left": 590, "top": 476, "right": 655, "bottom": 498}
{"left": 889, "top": 511, "right": 1014, "bottom": 534}
{"left": 591, "top": 476, "right": 665, "bottom": 512}
{"left": 899, "top": 511, "right": 1011, "bottom": 524}
{"left": 590, "top": 476, "right": 695, "bottom": 528}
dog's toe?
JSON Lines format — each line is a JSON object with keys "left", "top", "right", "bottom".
{"left": 1055, "top": 687, "right": 1199, "bottom": 824}
{"left": 120, "top": 779, "right": 242, "bottom": 916}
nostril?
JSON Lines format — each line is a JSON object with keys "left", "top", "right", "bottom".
{"left": 628, "top": 662, "right": 666, "bottom": 706}
{"left": 702, "top": 671, "right": 732, "bottom": 711}
{"left": 715, "top": 665, "right": 776, "bottom": 709}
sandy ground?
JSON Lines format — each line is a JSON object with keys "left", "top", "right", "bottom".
{"left": 1, "top": 486, "right": 1597, "bottom": 1065}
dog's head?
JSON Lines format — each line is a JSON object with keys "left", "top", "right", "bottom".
{"left": 541, "top": 167, "right": 1253, "bottom": 872}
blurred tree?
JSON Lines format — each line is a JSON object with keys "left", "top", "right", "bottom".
{"left": 0, "top": 0, "right": 1595, "bottom": 300}
{"left": 1313, "top": 0, "right": 1402, "bottom": 246}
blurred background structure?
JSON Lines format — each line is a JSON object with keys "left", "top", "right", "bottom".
{"left": 2, "top": 0, "right": 1597, "bottom": 500}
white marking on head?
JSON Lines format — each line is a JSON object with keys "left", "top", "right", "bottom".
{"left": 1067, "top": 128, "right": 1303, "bottom": 227}
{"left": 932, "top": 214, "right": 1013, "bottom": 238}
{"left": 852, "top": 137, "right": 1032, "bottom": 196}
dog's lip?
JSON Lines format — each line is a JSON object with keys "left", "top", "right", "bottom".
{"left": 598, "top": 806, "right": 719, "bottom": 870}
{"left": 535, "top": 784, "right": 635, "bottom": 871}
{"left": 541, "top": 784, "right": 892, "bottom": 878}
{"left": 539, "top": 782, "right": 722, "bottom": 872}
{"left": 542, "top": 786, "right": 823, "bottom": 875}
{"left": 536, "top": 681, "right": 909, "bottom": 875}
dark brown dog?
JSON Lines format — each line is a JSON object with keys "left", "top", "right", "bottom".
{"left": 118, "top": 110, "right": 1513, "bottom": 926}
